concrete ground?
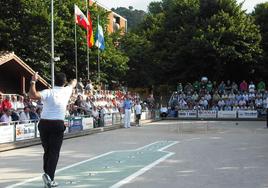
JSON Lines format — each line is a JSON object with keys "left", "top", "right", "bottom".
{"left": 1, "top": 120, "right": 268, "bottom": 188}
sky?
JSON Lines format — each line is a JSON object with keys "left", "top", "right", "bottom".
{"left": 96, "top": 0, "right": 268, "bottom": 13}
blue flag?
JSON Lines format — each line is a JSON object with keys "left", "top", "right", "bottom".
{"left": 95, "top": 24, "right": 105, "bottom": 50}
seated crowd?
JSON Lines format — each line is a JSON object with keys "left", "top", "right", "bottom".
{"left": 0, "top": 93, "right": 42, "bottom": 125}
{"left": 67, "top": 89, "right": 141, "bottom": 127}
{"left": 170, "top": 80, "right": 267, "bottom": 112}
{"left": 0, "top": 79, "right": 145, "bottom": 126}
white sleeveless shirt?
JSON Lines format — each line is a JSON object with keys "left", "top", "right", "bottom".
{"left": 40, "top": 86, "right": 73, "bottom": 120}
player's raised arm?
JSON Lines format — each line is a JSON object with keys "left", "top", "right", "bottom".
{"left": 28, "top": 72, "right": 41, "bottom": 100}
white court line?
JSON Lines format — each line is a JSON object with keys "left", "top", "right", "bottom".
{"left": 110, "top": 141, "right": 178, "bottom": 188}
{"left": 6, "top": 141, "right": 178, "bottom": 188}
{"left": 5, "top": 151, "right": 114, "bottom": 188}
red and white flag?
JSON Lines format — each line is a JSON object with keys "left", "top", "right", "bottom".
{"left": 74, "top": 4, "right": 89, "bottom": 30}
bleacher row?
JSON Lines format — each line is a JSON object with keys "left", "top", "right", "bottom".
{"left": 168, "top": 80, "right": 268, "bottom": 117}
{"left": 0, "top": 88, "right": 145, "bottom": 126}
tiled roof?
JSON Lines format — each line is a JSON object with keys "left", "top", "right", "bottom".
{"left": 0, "top": 51, "right": 15, "bottom": 65}
{"left": 0, "top": 51, "right": 50, "bottom": 88}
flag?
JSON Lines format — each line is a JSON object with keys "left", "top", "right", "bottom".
{"left": 95, "top": 24, "right": 105, "bottom": 50}
{"left": 87, "top": 12, "right": 94, "bottom": 48}
{"left": 74, "top": 4, "right": 89, "bottom": 30}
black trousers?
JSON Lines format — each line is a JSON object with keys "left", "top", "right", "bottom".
{"left": 267, "top": 109, "right": 268, "bottom": 128}
{"left": 38, "top": 119, "right": 65, "bottom": 181}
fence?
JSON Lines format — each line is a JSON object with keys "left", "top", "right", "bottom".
{"left": 175, "top": 110, "right": 260, "bottom": 119}
{"left": 0, "top": 110, "right": 159, "bottom": 145}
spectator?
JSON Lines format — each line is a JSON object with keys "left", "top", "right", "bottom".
{"left": 200, "top": 79, "right": 207, "bottom": 94}
{"left": 134, "top": 101, "right": 142, "bottom": 127}
{"left": 177, "top": 83, "right": 183, "bottom": 92}
{"left": 0, "top": 108, "right": 12, "bottom": 125}
{"left": 184, "top": 82, "right": 194, "bottom": 94}
{"left": 74, "top": 95, "right": 86, "bottom": 115}
{"left": 231, "top": 81, "right": 238, "bottom": 94}
{"left": 123, "top": 94, "right": 132, "bottom": 128}
{"left": 228, "top": 91, "right": 236, "bottom": 100}
{"left": 240, "top": 80, "right": 248, "bottom": 92}
{"left": 29, "top": 106, "right": 40, "bottom": 121}
{"left": 160, "top": 106, "right": 168, "bottom": 117}
{"left": 218, "top": 81, "right": 225, "bottom": 94}
{"left": 19, "top": 106, "right": 31, "bottom": 123}
{"left": 248, "top": 91, "right": 255, "bottom": 102}
{"left": 2, "top": 95, "right": 12, "bottom": 111}
{"left": 221, "top": 91, "right": 229, "bottom": 100}
{"left": 248, "top": 81, "right": 255, "bottom": 93}
{"left": 212, "top": 91, "right": 221, "bottom": 103}
{"left": 85, "top": 79, "right": 94, "bottom": 94}
{"left": 206, "top": 81, "right": 213, "bottom": 93}
{"left": 193, "top": 81, "right": 200, "bottom": 92}
{"left": 84, "top": 97, "right": 92, "bottom": 115}
{"left": 242, "top": 91, "right": 249, "bottom": 102}
{"left": 199, "top": 97, "right": 208, "bottom": 110}
{"left": 192, "top": 91, "right": 199, "bottom": 102}
{"left": 204, "top": 92, "right": 212, "bottom": 103}
{"left": 255, "top": 96, "right": 263, "bottom": 109}
{"left": 92, "top": 106, "right": 100, "bottom": 127}
{"left": 76, "top": 78, "right": 84, "bottom": 94}
{"left": 211, "top": 104, "right": 219, "bottom": 111}
{"left": 16, "top": 96, "right": 25, "bottom": 111}
{"left": 225, "top": 80, "right": 232, "bottom": 93}
{"left": 257, "top": 80, "right": 266, "bottom": 93}
{"left": 179, "top": 98, "right": 187, "bottom": 109}
{"left": 218, "top": 98, "right": 225, "bottom": 110}
{"left": 239, "top": 97, "right": 247, "bottom": 107}
{"left": 23, "top": 95, "right": 32, "bottom": 107}
{"left": 10, "top": 95, "right": 17, "bottom": 111}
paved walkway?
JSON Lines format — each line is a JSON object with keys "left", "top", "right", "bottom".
{"left": 1, "top": 120, "right": 268, "bottom": 188}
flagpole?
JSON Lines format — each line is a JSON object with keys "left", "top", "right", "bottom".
{"left": 75, "top": 9, "right": 78, "bottom": 81}
{"left": 97, "top": 15, "right": 100, "bottom": 85}
{"left": 51, "top": 0, "right": 55, "bottom": 88}
{"left": 86, "top": 0, "right": 90, "bottom": 80}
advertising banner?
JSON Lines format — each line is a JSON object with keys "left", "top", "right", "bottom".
{"left": 16, "top": 123, "right": 35, "bottom": 141}
{"left": 198, "top": 110, "right": 217, "bottom": 118}
{"left": 218, "top": 111, "right": 237, "bottom": 118}
{"left": 178, "top": 110, "right": 197, "bottom": 118}
{"left": 145, "top": 111, "right": 151, "bottom": 119}
{"left": 36, "top": 123, "right": 40, "bottom": 138}
{"left": 82, "top": 117, "right": 94, "bottom": 130}
{"left": 104, "top": 114, "right": 113, "bottom": 126}
{"left": 112, "top": 113, "right": 121, "bottom": 125}
{"left": 131, "top": 113, "right": 135, "bottom": 123}
{"left": 0, "top": 125, "right": 14, "bottom": 143}
{"left": 238, "top": 110, "right": 258, "bottom": 118}
{"left": 69, "top": 117, "right": 83, "bottom": 133}
{"left": 141, "top": 113, "right": 146, "bottom": 120}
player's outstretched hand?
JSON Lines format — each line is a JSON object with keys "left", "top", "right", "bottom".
{"left": 31, "top": 72, "right": 39, "bottom": 82}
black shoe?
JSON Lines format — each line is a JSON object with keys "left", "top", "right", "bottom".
{"left": 42, "top": 173, "right": 52, "bottom": 188}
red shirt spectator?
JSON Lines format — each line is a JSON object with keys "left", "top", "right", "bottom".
{"left": 239, "top": 80, "right": 248, "bottom": 92}
{"left": 2, "top": 96, "right": 12, "bottom": 111}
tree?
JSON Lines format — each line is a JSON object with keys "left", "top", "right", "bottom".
{"left": 0, "top": 0, "right": 129, "bottom": 84}
{"left": 120, "top": 32, "right": 152, "bottom": 87}
{"left": 123, "top": 0, "right": 262, "bottom": 86}
{"left": 252, "top": 2, "right": 268, "bottom": 81}
{"left": 111, "top": 7, "right": 146, "bottom": 31}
